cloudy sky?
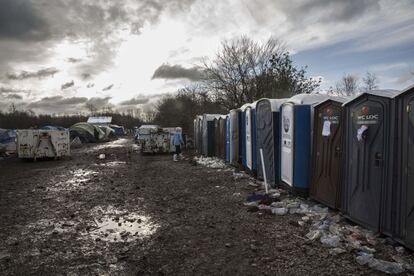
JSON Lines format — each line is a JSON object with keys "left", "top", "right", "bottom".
{"left": 0, "top": 0, "right": 413, "bottom": 114}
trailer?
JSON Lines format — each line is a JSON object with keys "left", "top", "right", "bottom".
{"left": 16, "top": 129, "right": 70, "bottom": 160}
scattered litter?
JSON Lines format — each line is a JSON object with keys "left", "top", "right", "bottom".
{"left": 320, "top": 235, "right": 341, "bottom": 248}
{"left": 306, "top": 230, "right": 322, "bottom": 241}
{"left": 233, "top": 172, "right": 245, "bottom": 179}
{"left": 244, "top": 201, "right": 259, "bottom": 207}
{"left": 194, "top": 156, "right": 227, "bottom": 169}
{"left": 329, "top": 248, "right": 347, "bottom": 255}
{"left": 356, "top": 253, "right": 405, "bottom": 274}
{"left": 98, "top": 154, "right": 106, "bottom": 160}
{"left": 271, "top": 208, "right": 288, "bottom": 216}
{"left": 395, "top": 246, "right": 405, "bottom": 254}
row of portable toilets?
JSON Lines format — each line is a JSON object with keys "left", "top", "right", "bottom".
{"left": 194, "top": 85, "right": 414, "bottom": 250}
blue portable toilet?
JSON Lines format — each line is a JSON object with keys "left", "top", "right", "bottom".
{"left": 256, "top": 98, "right": 288, "bottom": 187}
{"left": 225, "top": 115, "right": 231, "bottom": 162}
{"left": 280, "top": 94, "right": 330, "bottom": 195}
{"left": 229, "top": 109, "right": 240, "bottom": 165}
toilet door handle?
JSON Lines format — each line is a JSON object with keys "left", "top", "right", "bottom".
{"left": 374, "top": 152, "right": 383, "bottom": 167}
{"left": 334, "top": 146, "right": 341, "bottom": 157}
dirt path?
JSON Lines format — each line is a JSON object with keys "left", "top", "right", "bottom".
{"left": 0, "top": 138, "right": 407, "bottom": 275}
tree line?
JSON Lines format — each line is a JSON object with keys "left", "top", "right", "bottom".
{"left": 0, "top": 110, "right": 144, "bottom": 130}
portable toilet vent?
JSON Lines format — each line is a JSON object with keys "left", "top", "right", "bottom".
{"left": 280, "top": 94, "right": 330, "bottom": 195}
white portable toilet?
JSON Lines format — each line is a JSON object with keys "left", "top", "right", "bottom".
{"left": 280, "top": 93, "right": 330, "bottom": 195}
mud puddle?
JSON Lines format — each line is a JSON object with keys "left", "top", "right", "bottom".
{"left": 89, "top": 206, "right": 159, "bottom": 242}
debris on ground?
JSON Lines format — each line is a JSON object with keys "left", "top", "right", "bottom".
{"left": 241, "top": 180, "right": 414, "bottom": 274}
{"left": 193, "top": 156, "right": 227, "bottom": 169}
{"left": 98, "top": 153, "right": 106, "bottom": 160}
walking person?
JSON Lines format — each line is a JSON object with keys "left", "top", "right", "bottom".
{"left": 171, "top": 127, "right": 184, "bottom": 161}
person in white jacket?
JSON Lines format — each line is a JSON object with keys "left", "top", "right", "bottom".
{"left": 171, "top": 127, "right": 184, "bottom": 161}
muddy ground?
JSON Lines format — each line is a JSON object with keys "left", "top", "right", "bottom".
{"left": 0, "top": 138, "right": 412, "bottom": 275}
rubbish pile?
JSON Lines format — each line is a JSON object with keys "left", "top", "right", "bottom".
{"left": 244, "top": 188, "right": 414, "bottom": 274}
{"left": 194, "top": 156, "right": 228, "bottom": 169}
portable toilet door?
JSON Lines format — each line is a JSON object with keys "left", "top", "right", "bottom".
{"left": 280, "top": 94, "right": 330, "bottom": 195}
{"left": 309, "top": 97, "right": 348, "bottom": 209}
{"left": 219, "top": 116, "right": 226, "bottom": 160}
{"left": 193, "top": 119, "right": 197, "bottom": 152}
{"left": 202, "top": 114, "right": 220, "bottom": 156}
{"left": 207, "top": 119, "right": 216, "bottom": 157}
{"left": 245, "top": 105, "right": 253, "bottom": 170}
{"left": 343, "top": 90, "right": 399, "bottom": 232}
{"left": 256, "top": 98, "right": 287, "bottom": 187}
{"left": 214, "top": 118, "right": 220, "bottom": 157}
{"left": 246, "top": 101, "right": 258, "bottom": 173}
{"left": 239, "top": 104, "right": 249, "bottom": 166}
{"left": 391, "top": 85, "right": 414, "bottom": 249}
{"left": 225, "top": 115, "right": 230, "bottom": 162}
{"left": 229, "top": 109, "right": 240, "bottom": 165}
{"left": 197, "top": 116, "right": 203, "bottom": 154}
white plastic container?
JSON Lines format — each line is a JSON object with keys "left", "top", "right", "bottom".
{"left": 17, "top": 129, "right": 70, "bottom": 159}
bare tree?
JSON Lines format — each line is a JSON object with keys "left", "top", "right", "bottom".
{"left": 202, "top": 36, "right": 286, "bottom": 109}
{"left": 85, "top": 103, "right": 97, "bottom": 115}
{"left": 202, "top": 36, "right": 320, "bottom": 109}
{"left": 362, "top": 72, "right": 379, "bottom": 91}
{"left": 336, "top": 74, "right": 359, "bottom": 96}
{"left": 8, "top": 103, "right": 17, "bottom": 114}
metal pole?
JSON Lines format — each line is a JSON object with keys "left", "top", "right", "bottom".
{"left": 260, "top": 148, "right": 269, "bottom": 194}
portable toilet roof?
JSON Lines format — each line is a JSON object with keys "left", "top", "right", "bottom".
{"left": 343, "top": 90, "right": 400, "bottom": 106}
{"left": 288, "top": 93, "right": 331, "bottom": 105}
{"left": 87, "top": 116, "right": 112, "bottom": 124}
{"left": 314, "top": 96, "right": 350, "bottom": 107}
{"left": 256, "top": 98, "right": 287, "bottom": 111}
{"left": 239, "top": 103, "right": 250, "bottom": 111}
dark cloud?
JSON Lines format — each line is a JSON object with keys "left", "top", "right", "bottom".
{"left": 81, "top": 73, "right": 92, "bottom": 80}
{"left": 152, "top": 64, "right": 204, "bottom": 81}
{"left": 0, "top": 0, "right": 50, "bottom": 41}
{"left": 86, "top": 83, "right": 95, "bottom": 88}
{"left": 5, "top": 94, "right": 23, "bottom": 100}
{"left": 119, "top": 97, "right": 150, "bottom": 106}
{"left": 25, "top": 95, "right": 113, "bottom": 114}
{"left": 27, "top": 96, "right": 87, "bottom": 109}
{"left": 67, "top": 57, "right": 82, "bottom": 63}
{"left": 0, "top": 86, "right": 30, "bottom": 94}
{"left": 0, "top": 0, "right": 196, "bottom": 78}
{"left": 85, "top": 97, "right": 112, "bottom": 109}
{"left": 61, "top": 80, "right": 74, "bottom": 90}
{"left": 102, "top": 84, "right": 114, "bottom": 91}
{"left": 6, "top": 67, "right": 59, "bottom": 80}
{"left": 294, "top": 0, "right": 381, "bottom": 23}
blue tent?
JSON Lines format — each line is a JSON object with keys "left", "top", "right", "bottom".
{"left": 0, "top": 129, "right": 16, "bottom": 144}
